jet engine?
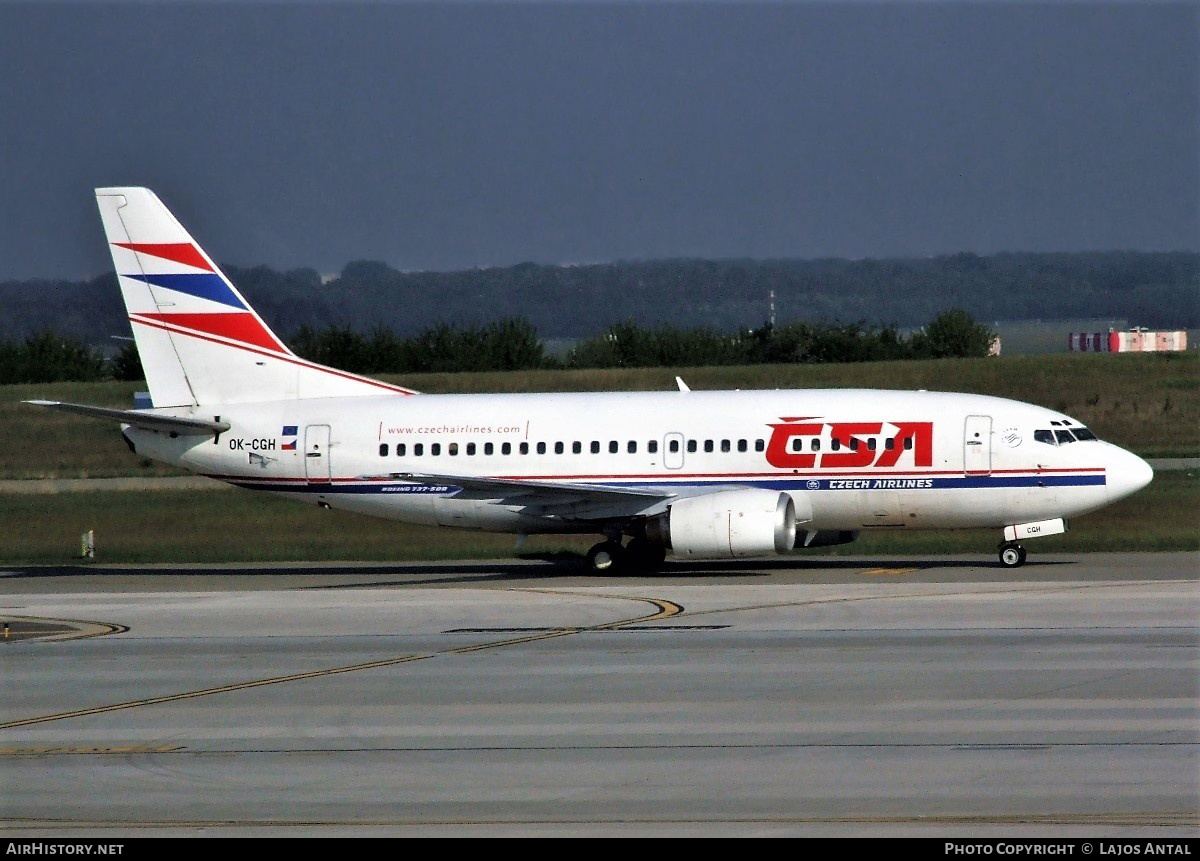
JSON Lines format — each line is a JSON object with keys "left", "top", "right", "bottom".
{"left": 645, "top": 488, "right": 797, "bottom": 559}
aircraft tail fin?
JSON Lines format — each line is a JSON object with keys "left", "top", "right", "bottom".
{"left": 95, "top": 187, "right": 416, "bottom": 407}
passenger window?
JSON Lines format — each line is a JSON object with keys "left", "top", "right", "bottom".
{"left": 591, "top": 441, "right": 600, "bottom": 454}
{"left": 812, "top": 439, "right": 821, "bottom": 451}
{"left": 501, "top": 442, "right": 511, "bottom": 455}
{"left": 484, "top": 442, "right": 493, "bottom": 455}
{"left": 396, "top": 443, "right": 406, "bottom": 456}
{"left": 448, "top": 443, "right": 459, "bottom": 456}
{"left": 755, "top": 439, "right": 765, "bottom": 452}
{"left": 790, "top": 438, "right": 802, "bottom": 453}
{"left": 669, "top": 439, "right": 679, "bottom": 453}
{"left": 648, "top": 440, "right": 659, "bottom": 454}
{"left": 627, "top": 441, "right": 637, "bottom": 454}
{"left": 849, "top": 438, "right": 859, "bottom": 451}
{"left": 430, "top": 443, "right": 441, "bottom": 456}
{"left": 705, "top": 440, "right": 714, "bottom": 453}
{"left": 537, "top": 442, "right": 546, "bottom": 454}
{"left": 737, "top": 439, "right": 747, "bottom": 453}
{"left": 885, "top": 438, "right": 895, "bottom": 451}
{"left": 867, "top": 438, "right": 877, "bottom": 451}
{"left": 466, "top": 443, "right": 476, "bottom": 456}
{"left": 573, "top": 441, "right": 582, "bottom": 454}
{"left": 721, "top": 439, "right": 730, "bottom": 452}
{"left": 831, "top": 438, "right": 841, "bottom": 451}
{"left": 904, "top": 437, "right": 913, "bottom": 450}
{"left": 379, "top": 444, "right": 388, "bottom": 457}
{"left": 687, "top": 439, "right": 697, "bottom": 453}
{"left": 555, "top": 442, "right": 564, "bottom": 454}
{"left": 609, "top": 441, "right": 618, "bottom": 454}
{"left": 414, "top": 443, "right": 424, "bottom": 456}
{"left": 520, "top": 442, "right": 530, "bottom": 454}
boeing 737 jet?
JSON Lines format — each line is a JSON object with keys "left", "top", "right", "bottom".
{"left": 27, "top": 188, "right": 1154, "bottom": 572}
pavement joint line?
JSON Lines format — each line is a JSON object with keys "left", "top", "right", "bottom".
{"left": 0, "top": 591, "right": 678, "bottom": 731}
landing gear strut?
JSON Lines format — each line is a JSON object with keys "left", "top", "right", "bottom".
{"left": 998, "top": 542, "right": 1027, "bottom": 568}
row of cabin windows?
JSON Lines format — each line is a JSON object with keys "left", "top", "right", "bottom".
{"left": 788, "top": 436, "right": 913, "bottom": 453}
{"left": 378, "top": 435, "right": 912, "bottom": 457}
{"left": 378, "top": 439, "right": 761, "bottom": 457}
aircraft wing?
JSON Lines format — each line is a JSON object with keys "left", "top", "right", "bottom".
{"left": 24, "top": 400, "right": 230, "bottom": 436}
{"left": 368, "top": 470, "right": 678, "bottom": 520}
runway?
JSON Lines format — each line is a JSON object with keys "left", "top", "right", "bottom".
{"left": 2, "top": 552, "right": 1197, "bottom": 837}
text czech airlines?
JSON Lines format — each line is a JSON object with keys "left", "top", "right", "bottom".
{"left": 827, "top": 478, "right": 934, "bottom": 489}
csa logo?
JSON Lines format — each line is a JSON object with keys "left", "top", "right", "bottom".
{"left": 806, "top": 480, "right": 820, "bottom": 490}
{"left": 765, "top": 418, "right": 933, "bottom": 469}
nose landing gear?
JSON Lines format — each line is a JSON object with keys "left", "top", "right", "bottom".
{"left": 998, "top": 542, "right": 1027, "bottom": 568}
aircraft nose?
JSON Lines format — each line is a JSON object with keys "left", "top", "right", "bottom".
{"left": 1107, "top": 446, "right": 1154, "bottom": 503}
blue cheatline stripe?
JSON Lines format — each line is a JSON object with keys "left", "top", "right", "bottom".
{"left": 784, "top": 475, "right": 1106, "bottom": 491}
{"left": 229, "top": 481, "right": 462, "bottom": 495}
{"left": 121, "top": 273, "right": 244, "bottom": 309}
{"left": 225, "top": 473, "right": 1105, "bottom": 495}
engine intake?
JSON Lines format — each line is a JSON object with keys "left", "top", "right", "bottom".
{"left": 646, "top": 488, "right": 797, "bottom": 559}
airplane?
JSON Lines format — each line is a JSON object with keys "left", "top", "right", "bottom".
{"left": 26, "top": 187, "right": 1154, "bottom": 572}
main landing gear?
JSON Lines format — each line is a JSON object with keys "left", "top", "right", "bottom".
{"left": 586, "top": 540, "right": 624, "bottom": 573}
{"left": 998, "top": 542, "right": 1027, "bottom": 568}
{"left": 586, "top": 537, "right": 667, "bottom": 574}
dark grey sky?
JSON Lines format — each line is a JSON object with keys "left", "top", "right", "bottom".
{"left": 1, "top": 1, "right": 1196, "bottom": 280}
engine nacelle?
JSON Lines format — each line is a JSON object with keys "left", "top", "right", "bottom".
{"left": 794, "top": 529, "right": 860, "bottom": 549}
{"left": 646, "top": 489, "right": 797, "bottom": 559}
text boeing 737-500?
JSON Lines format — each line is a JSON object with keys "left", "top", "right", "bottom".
{"left": 27, "top": 188, "right": 1154, "bottom": 572}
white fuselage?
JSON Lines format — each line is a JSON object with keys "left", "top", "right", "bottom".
{"left": 126, "top": 388, "right": 1151, "bottom": 536}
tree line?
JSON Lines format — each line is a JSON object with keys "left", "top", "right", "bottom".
{"left": 566, "top": 310, "right": 993, "bottom": 369}
{"left": 1, "top": 252, "right": 1196, "bottom": 348}
{"left": 0, "top": 332, "right": 142, "bottom": 385}
{"left": 0, "top": 310, "right": 994, "bottom": 384}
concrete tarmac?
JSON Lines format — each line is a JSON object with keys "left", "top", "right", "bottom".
{"left": 1, "top": 552, "right": 1197, "bottom": 838}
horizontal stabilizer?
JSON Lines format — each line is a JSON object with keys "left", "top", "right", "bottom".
{"left": 24, "top": 400, "right": 230, "bottom": 436}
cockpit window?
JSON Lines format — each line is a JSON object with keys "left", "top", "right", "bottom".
{"left": 1034, "top": 429, "right": 1056, "bottom": 445}
{"left": 1036, "top": 425, "right": 1098, "bottom": 445}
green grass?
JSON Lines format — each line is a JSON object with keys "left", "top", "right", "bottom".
{"left": 4, "top": 352, "right": 1197, "bottom": 480}
{"left": 2, "top": 470, "right": 1194, "bottom": 565}
{"left": 1, "top": 380, "right": 189, "bottom": 479}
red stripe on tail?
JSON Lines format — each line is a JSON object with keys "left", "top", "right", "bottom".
{"left": 114, "top": 242, "right": 213, "bottom": 272}
{"left": 136, "top": 312, "right": 288, "bottom": 353}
